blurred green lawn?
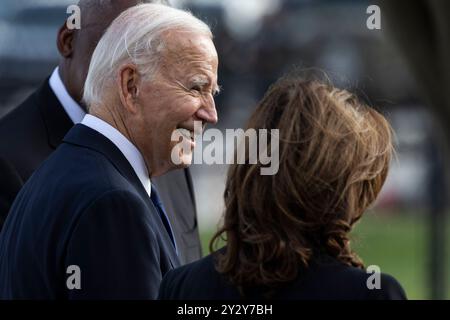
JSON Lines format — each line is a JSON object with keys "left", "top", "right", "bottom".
{"left": 200, "top": 212, "right": 450, "bottom": 300}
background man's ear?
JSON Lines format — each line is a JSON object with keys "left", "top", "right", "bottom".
{"left": 118, "top": 65, "right": 141, "bottom": 113}
{"left": 56, "top": 24, "right": 75, "bottom": 58}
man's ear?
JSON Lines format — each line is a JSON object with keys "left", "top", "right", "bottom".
{"left": 56, "top": 23, "right": 75, "bottom": 58}
{"left": 118, "top": 64, "right": 140, "bottom": 114}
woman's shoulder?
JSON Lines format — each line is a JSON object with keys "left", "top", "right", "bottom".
{"left": 287, "top": 255, "right": 407, "bottom": 300}
{"left": 158, "top": 250, "right": 239, "bottom": 300}
{"left": 164, "top": 252, "right": 217, "bottom": 283}
{"left": 158, "top": 252, "right": 407, "bottom": 300}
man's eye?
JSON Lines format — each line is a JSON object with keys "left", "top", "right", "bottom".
{"left": 191, "top": 86, "right": 202, "bottom": 93}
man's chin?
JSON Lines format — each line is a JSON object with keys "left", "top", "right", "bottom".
{"left": 170, "top": 142, "right": 193, "bottom": 169}
{"left": 174, "top": 154, "right": 193, "bottom": 168}
{"left": 151, "top": 160, "right": 190, "bottom": 177}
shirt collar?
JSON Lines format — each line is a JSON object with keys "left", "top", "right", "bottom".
{"left": 49, "top": 67, "right": 86, "bottom": 124}
{"left": 81, "top": 114, "right": 152, "bottom": 196}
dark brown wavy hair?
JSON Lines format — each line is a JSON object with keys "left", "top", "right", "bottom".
{"left": 210, "top": 74, "right": 394, "bottom": 292}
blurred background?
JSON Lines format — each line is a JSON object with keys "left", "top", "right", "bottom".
{"left": 0, "top": 0, "right": 448, "bottom": 299}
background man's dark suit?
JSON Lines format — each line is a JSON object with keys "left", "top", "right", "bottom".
{"left": 0, "top": 124, "right": 179, "bottom": 299}
{"left": 0, "top": 158, "right": 23, "bottom": 227}
{"left": 0, "top": 79, "right": 202, "bottom": 264}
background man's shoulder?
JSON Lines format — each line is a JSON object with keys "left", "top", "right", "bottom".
{"left": 0, "top": 88, "right": 43, "bottom": 144}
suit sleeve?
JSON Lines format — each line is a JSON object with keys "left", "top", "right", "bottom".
{"left": 64, "top": 189, "right": 161, "bottom": 299}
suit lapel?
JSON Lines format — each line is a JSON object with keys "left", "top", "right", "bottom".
{"left": 37, "top": 79, "right": 74, "bottom": 149}
{"left": 63, "top": 124, "right": 180, "bottom": 268}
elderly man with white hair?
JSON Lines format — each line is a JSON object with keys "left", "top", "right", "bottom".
{"left": 0, "top": 4, "right": 219, "bottom": 299}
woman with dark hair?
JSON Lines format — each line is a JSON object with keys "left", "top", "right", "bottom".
{"left": 158, "top": 75, "right": 406, "bottom": 300}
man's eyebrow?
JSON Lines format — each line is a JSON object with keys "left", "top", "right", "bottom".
{"left": 213, "top": 84, "right": 222, "bottom": 95}
{"left": 190, "top": 75, "right": 221, "bottom": 95}
{"left": 190, "top": 75, "right": 209, "bottom": 86}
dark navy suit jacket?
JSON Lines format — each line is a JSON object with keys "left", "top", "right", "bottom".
{"left": 0, "top": 124, "right": 180, "bottom": 299}
{"left": 0, "top": 79, "right": 202, "bottom": 264}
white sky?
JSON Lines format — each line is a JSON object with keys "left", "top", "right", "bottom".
{"left": 174, "top": 0, "right": 282, "bottom": 39}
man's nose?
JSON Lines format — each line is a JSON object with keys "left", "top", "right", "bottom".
{"left": 195, "top": 99, "right": 218, "bottom": 124}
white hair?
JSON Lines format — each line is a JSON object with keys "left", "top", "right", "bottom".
{"left": 83, "top": 3, "right": 212, "bottom": 107}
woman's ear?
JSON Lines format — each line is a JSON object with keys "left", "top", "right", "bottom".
{"left": 118, "top": 64, "right": 140, "bottom": 113}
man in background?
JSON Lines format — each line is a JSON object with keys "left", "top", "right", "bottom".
{"left": 0, "top": 0, "right": 202, "bottom": 264}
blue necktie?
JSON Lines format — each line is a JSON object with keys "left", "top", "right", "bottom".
{"left": 150, "top": 185, "right": 178, "bottom": 254}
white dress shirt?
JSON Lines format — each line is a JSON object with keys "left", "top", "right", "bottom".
{"left": 49, "top": 67, "right": 86, "bottom": 124}
{"left": 81, "top": 115, "right": 152, "bottom": 196}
